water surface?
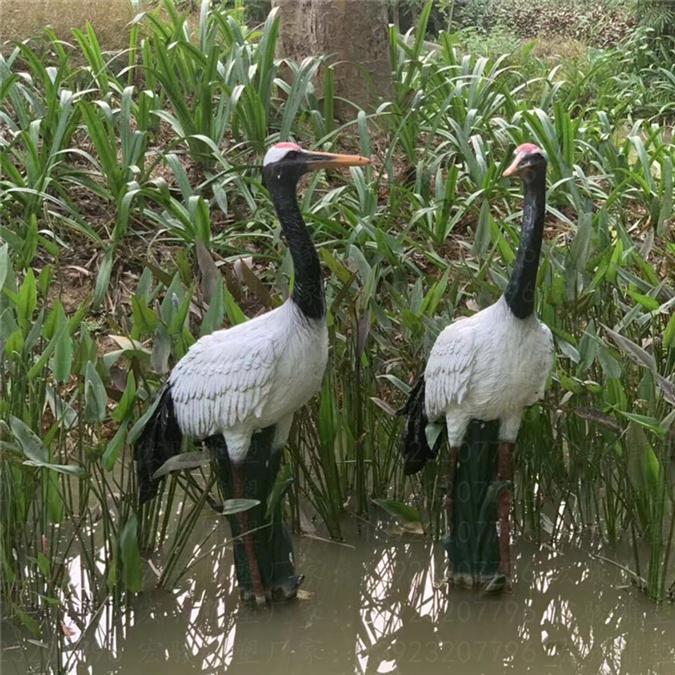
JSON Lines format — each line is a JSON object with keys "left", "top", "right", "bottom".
{"left": 3, "top": 519, "right": 674, "bottom": 674}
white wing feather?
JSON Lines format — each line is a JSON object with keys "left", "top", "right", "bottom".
{"left": 424, "top": 320, "right": 477, "bottom": 422}
{"left": 169, "top": 324, "right": 280, "bottom": 439}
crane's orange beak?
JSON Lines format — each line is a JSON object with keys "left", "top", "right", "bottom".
{"left": 303, "top": 150, "right": 370, "bottom": 171}
{"left": 502, "top": 151, "right": 527, "bottom": 177}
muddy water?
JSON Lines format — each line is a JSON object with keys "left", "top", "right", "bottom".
{"left": 3, "top": 519, "right": 675, "bottom": 674}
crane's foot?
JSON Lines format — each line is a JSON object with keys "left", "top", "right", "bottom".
{"left": 270, "top": 574, "right": 304, "bottom": 602}
{"left": 247, "top": 569, "right": 267, "bottom": 608}
{"left": 482, "top": 573, "right": 511, "bottom": 594}
{"left": 449, "top": 572, "right": 474, "bottom": 589}
{"left": 239, "top": 587, "right": 269, "bottom": 606}
{"left": 238, "top": 576, "right": 305, "bottom": 605}
{"left": 447, "top": 571, "right": 511, "bottom": 593}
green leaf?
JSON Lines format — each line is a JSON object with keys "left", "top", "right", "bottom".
{"left": 568, "top": 210, "right": 593, "bottom": 290}
{"left": 642, "top": 445, "right": 661, "bottom": 495}
{"left": 604, "top": 378, "right": 627, "bottom": 410}
{"left": 128, "top": 390, "right": 164, "bottom": 446}
{"left": 102, "top": 421, "right": 127, "bottom": 472}
{"left": 0, "top": 243, "right": 9, "bottom": 289}
{"left": 45, "top": 470, "right": 64, "bottom": 522}
{"left": 265, "top": 462, "right": 293, "bottom": 519}
{"left": 200, "top": 278, "right": 225, "bottom": 337}
{"left": 12, "top": 606, "right": 40, "bottom": 638}
{"left": 616, "top": 411, "right": 665, "bottom": 436}
{"left": 84, "top": 361, "right": 108, "bottom": 422}
{"left": 119, "top": 514, "right": 143, "bottom": 593}
{"left": 371, "top": 498, "right": 421, "bottom": 525}
{"left": 106, "top": 555, "right": 118, "bottom": 589}
{"left": 10, "top": 415, "right": 48, "bottom": 463}
{"left": 625, "top": 422, "right": 661, "bottom": 500}
{"left": 52, "top": 306, "right": 72, "bottom": 384}
{"left": 626, "top": 288, "right": 660, "bottom": 312}
{"left": 597, "top": 344, "right": 622, "bottom": 379}
{"left": 10, "top": 416, "right": 84, "bottom": 475}
{"left": 223, "top": 286, "right": 246, "bottom": 326}
{"left": 665, "top": 313, "right": 675, "bottom": 351}
{"left": 93, "top": 247, "right": 114, "bottom": 309}
{"left": 604, "top": 326, "right": 656, "bottom": 372}
{"left": 37, "top": 552, "right": 50, "bottom": 578}
{"left": 221, "top": 498, "right": 261, "bottom": 516}
{"left": 378, "top": 373, "right": 411, "bottom": 395}
{"left": 112, "top": 372, "right": 136, "bottom": 422}
{"left": 472, "top": 199, "right": 491, "bottom": 257}
{"left": 131, "top": 296, "right": 158, "bottom": 334}
{"left": 151, "top": 451, "right": 211, "bottom": 479}
{"left": 22, "top": 460, "right": 85, "bottom": 477}
{"left": 16, "top": 269, "right": 37, "bottom": 335}
{"left": 424, "top": 422, "right": 444, "bottom": 452}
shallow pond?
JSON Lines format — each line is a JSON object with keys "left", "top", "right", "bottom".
{"left": 3, "top": 515, "right": 674, "bottom": 675}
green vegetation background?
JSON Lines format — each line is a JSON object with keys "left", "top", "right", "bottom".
{"left": 0, "top": 0, "right": 673, "bottom": 668}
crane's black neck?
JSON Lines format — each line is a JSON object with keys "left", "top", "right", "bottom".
{"left": 504, "top": 169, "right": 546, "bottom": 319}
{"left": 267, "top": 174, "right": 324, "bottom": 320}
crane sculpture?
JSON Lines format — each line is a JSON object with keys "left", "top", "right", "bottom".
{"left": 401, "top": 143, "right": 553, "bottom": 589}
{"left": 135, "top": 142, "right": 370, "bottom": 606}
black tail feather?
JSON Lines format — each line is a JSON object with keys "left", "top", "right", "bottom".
{"left": 134, "top": 385, "right": 183, "bottom": 503}
{"left": 398, "top": 375, "right": 442, "bottom": 475}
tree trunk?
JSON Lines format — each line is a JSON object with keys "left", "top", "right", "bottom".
{"left": 271, "top": 0, "right": 392, "bottom": 120}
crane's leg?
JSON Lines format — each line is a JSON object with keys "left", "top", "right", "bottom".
{"left": 241, "top": 422, "right": 302, "bottom": 602}
{"left": 444, "top": 446, "right": 460, "bottom": 533}
{"left": 443, "top": 420, "right": 501, "bottom": 589}
{"left": 497, "top": 441, "right": 514, "bottom": 577}
{"left": 231, "top": 463, "right": 267, "bottom": 607}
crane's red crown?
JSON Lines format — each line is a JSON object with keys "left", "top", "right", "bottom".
{"left": 273, "top": 142, "right": 302, "bottom": 151}
{"left": 263, "top": 142, "right": 303, "bottom": 166}
{"left": 503, "top": 143, "right": 545, "bottom": 177}
{"left": 514, "top": 143, "right": 542, "bottom": 156}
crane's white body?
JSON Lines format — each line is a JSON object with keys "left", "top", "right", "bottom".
{"left": 169, "top": 299, "right": 328, "bottom": 462}
{"left": 425, "top": 295, "right": 553, "bottom": 446}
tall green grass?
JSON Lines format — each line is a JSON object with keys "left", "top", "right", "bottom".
{"left": 0, "top": 0, "right": 673, "bottom": 666}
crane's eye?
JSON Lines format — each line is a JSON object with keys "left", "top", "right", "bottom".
{"left": 285, "top": 150, "right": 299, "bottom": 160}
